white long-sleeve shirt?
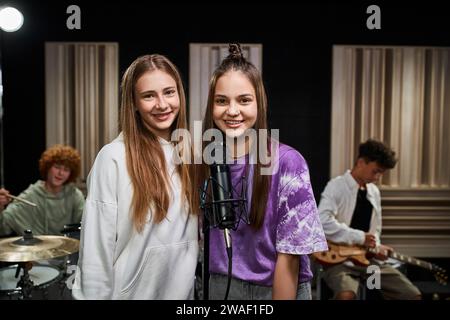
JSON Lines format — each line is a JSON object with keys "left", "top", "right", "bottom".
{"left": 72, "top": 133, "right": 198, "bottom": 300}
{"left": 318, "top": 170, "right": 382, "bottom": 246}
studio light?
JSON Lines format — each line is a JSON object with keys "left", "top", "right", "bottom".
{"left": 0, "top": 7, "right": 24, "bottom": 32}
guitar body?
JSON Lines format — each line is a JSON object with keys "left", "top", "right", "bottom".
{"left": 313, "top": 241, "right": 448, "bottom": 285}
{"left": 349, "top": 255, "right": 371, "bottom": 267}
{"left": 313, "top": 242, "right": 370, "bottom": 267}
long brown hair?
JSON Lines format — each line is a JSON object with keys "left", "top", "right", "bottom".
{"left": 120, "top": 54, "right": 198, "bottom": 232}
{"left": 199, "top": 44, "right": 271, "bottom": 230}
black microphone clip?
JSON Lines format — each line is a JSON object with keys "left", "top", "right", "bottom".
{"left": 200, "top": 142, "right": 249, "bottom": 231}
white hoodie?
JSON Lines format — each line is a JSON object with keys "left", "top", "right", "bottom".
{"left": 72, "top": 134, "right": 198, "bottom": 300}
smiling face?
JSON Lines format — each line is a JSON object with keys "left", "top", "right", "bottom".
{"left": 353, "top": 158, "right": 387, "bottom": 185}
{"left": 46, "top": 163, "right": 71, "bottom": 191}
{"left": 134, "top": 69, "right": 180, "bottom": 140}
{"left": 212, "top": 70, "right": 258, "bottom": 138}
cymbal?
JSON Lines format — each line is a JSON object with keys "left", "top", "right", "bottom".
{"left": 0, "top": 235, "right": 79, "bottom": 262}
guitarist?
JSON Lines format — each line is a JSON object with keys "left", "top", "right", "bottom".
{"left": 318, "top": 139, "right": 421, "bottom": 300}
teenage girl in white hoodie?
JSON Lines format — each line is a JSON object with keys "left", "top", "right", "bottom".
{"left": 72, "top": 54, "right": 199, "bottom": 300}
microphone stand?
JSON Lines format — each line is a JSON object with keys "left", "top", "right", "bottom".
{"left": 201, "top": 216, "right": 233, "bottom": 300}
{"left": 202, "top": 211, "right": 210, "bottom": 300}
{"left": 223, "top": 228, "right": 232, "bottom": 300}
{"left": 200, "top": 175, "right": 248, "bottom": 300}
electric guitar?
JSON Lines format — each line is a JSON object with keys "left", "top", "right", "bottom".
{"left": 313, "top": 241, "right": 448, "bottom": 285}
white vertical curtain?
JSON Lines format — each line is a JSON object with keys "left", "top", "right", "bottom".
{"left": 331, "top": 45, "right": 450, "bottom": 257}
{"left": 45, "top": 42, "right": 119, "bottom": 183}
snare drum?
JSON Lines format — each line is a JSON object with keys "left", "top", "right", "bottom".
{"left": 0, "top": 264, "right": 63, "bottom": 299}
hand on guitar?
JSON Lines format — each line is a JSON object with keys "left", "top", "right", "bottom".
{"left": 364, "top": 233, "right": 376, "bottom": 248}
{"left": 373, "top": 244, "right": 393, "bottom": 261}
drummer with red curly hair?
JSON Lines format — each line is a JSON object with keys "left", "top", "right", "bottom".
{"left": 0, "top": 145, "right": 85, "bottom": 236}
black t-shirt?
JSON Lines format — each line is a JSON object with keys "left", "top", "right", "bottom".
{"left": 349, "top": 188, "right": 373, "bottom": 232}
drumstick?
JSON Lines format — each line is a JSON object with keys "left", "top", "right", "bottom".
{"left": 6, "top": 194, "right": 38, "bottom": 207}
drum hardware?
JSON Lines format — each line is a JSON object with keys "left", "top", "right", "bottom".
{"left": 0, "top": 230, "right": 79, "bottom": 299}
{"left": 60, "top": 223, "right": 81, "bottom": 237}
{"left": 14, "top": 262, "right": 34, "bottom": 299}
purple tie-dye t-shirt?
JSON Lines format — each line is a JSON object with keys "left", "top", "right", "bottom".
{"left": 209, "top": 143, "right": 328, "bottom": 286}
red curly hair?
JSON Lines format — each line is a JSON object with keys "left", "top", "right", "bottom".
{"left": 38, "top": 145, "right": 81, "bottom": 184}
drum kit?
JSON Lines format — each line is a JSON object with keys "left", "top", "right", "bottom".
{"left": 0, "top": 226, "right": 80, "bottom": 300}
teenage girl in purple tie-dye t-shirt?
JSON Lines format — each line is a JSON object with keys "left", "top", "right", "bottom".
{"left": 200, "top": 43, "right": 328, "bottom": 300}
{"left": 208, "top": 144, "right": 328, "bottom": 299}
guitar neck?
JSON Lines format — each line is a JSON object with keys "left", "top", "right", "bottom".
{"left": 388, "top": 251, "right": 433, "bottom": 271}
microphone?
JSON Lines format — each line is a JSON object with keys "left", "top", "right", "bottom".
{"left": 209, "top": 158, "right": 235, "bottom": 230}
{"left": 209, "top": 148, "right": 234, "bottom": 264}
{"left": 200, "top": 140, "right": 249, "bottom": 300}
{"left": 201, "top": 140, "right": 248, "bottom": 230}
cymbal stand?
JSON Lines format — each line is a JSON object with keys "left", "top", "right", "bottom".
{"left": 15, "top": 262, "right": 34, "bottom": 300}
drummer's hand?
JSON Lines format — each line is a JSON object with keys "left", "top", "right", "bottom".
{"left": 0, "top": 188, "right": 12, "bottom": 210}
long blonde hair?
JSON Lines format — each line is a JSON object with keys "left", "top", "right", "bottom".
{"left": 120, "top": 54, "right": 198, "bottom": 232}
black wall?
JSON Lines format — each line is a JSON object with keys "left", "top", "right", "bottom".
{"left": 2, "top": 0, "right": 450, "bottom": 200}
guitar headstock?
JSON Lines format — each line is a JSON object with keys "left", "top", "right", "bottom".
{"left": 432, "top": 264, "right": 448, "bottom": 285}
